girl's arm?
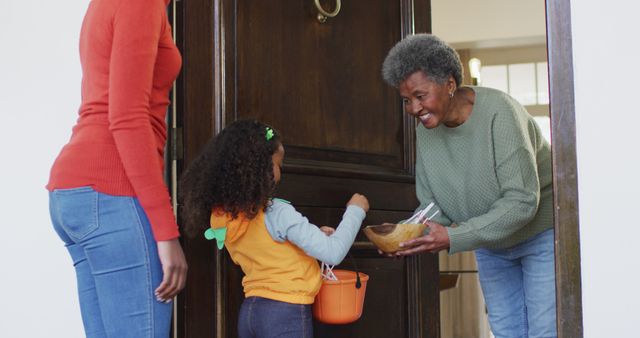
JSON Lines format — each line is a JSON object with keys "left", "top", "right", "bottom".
{"left": 265, "top": 200, "right": 366, "bottom": 265}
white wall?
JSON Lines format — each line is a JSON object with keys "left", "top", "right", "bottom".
{"left": 571, "top": 1, "right": 640, "bottom": 337}
{"left": 0, "top": 1, "right": 89, "bottom": 336}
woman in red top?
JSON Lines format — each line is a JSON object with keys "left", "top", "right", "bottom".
{"left": 47, "top": 0, "right": 187, "bottom": 336}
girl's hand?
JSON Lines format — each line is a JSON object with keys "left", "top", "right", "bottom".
{"left": 155, "top": 239, "right": 188, "bottom": 303}
{"left": 319, "top": 226, "right": 335, "bottom": 236}
{"left": 393, "top": 221, "right": 450, "bottom": 256}
{"left": 347, "top": 193, "right": 370, "bottom": 212}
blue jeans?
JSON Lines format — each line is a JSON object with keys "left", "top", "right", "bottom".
{"left": 238, "top": 297, "right": 313, "bottom": 338}
{"left": 49, "top": 186, "right": 172, "bottom": 338}
{"left": 475, "top": 228, "right": 557, "bottom": 338}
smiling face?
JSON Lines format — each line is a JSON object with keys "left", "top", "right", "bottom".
{"left": 271, "top": 143, "right": 284, "bottom": 184}
{"left": 398, "top": 71, "right": 457, "bottom": 129}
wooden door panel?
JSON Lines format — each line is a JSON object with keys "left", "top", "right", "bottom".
{"left": 236, "top": 0, "right": 407, "bottom": 176}
{"left": 276, "top": 173, "right": 416, "bottom": 209}
{"left": 177, "top": 0, "right": 437, "bottom": 337}
{"left": 314, "top": 256, "right": 408, "bottom": 338}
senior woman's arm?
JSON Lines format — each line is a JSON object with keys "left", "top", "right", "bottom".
{"left": 445, "top": 104, "right": 547, "bottom": 254}
{"left": 397, "top": 101, "right": 549, "bottom": 256}
{"left": 391, "top": 145, "right": 454, "bottom": 257}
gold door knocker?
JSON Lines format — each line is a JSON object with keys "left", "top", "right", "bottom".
{"left": 314, "top": 0, "right": 341, "bottom": 23}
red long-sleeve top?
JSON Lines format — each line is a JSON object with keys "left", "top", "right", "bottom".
{"left": 47, "top": 0, "right": 181, "bottom": 240}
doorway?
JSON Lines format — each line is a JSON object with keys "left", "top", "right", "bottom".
{"left": 172, "top": 1, "right": 439, "bottom": 337}
{"left": 430, "top": 1, "right": 560, "bottom": 336}
{"left": 168, "top": 0, "right": 582, "bottom": 337}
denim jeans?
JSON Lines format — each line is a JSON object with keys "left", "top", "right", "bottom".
{"left": 475, "top": 228, "right": 557, "bottom": 338}
{"left": 238, "top": 296, "right": 313, "bottom": 338}
{"left": 49, "top": 186, "right": 172, "bottom": 338}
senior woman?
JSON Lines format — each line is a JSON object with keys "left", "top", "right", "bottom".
{"left": 382, "top": 33, "right": 556, "bottom": 338}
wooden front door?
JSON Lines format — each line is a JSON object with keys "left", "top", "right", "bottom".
{"left": 174, "top": 1, "right": 439, "bottom": 337}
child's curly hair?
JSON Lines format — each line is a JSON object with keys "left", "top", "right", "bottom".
{"left": 178, "top": 119, "right": 281, "bottom": 238}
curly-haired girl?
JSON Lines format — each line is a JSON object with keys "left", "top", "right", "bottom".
{"left": 179, "top": 119, "right": 369, "bottom": 338}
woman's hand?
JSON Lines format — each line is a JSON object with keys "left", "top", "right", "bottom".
{"left": 394, "top": 221, "right": 450, "bottom": 256}
{"left": 155, "top": 239, "right": 188, "bottom": 303}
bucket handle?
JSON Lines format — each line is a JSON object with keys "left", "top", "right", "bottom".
{"left": 347, "top": 251, "right": 362, "bottom": 289}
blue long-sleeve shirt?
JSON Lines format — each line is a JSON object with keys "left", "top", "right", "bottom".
{"left": 264, "top": 199, "right": 366, "bottom": 265}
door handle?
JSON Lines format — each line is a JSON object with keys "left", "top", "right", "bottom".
{"left": 314, "top": 0, "right": 341, "bottom": 23}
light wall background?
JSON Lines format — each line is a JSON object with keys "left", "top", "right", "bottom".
{"left": 1, "top": 1, "right": 89, "bottom": 337}
{"left": 2, "top": 0, "right": 639, "bottom": 337}
{"left": 571, "top": 1, "right": 640, "bottom": 337}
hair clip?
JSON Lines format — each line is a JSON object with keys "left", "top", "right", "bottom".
{"left": 272, "top": 197, "right": 291, "bottom": 204}
{"left": 265, "top": 127, "right": 274, "bottom": 141}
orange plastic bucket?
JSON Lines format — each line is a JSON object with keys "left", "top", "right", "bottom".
{"left": 313, "top": 269, "right": 369, "bottom": 324}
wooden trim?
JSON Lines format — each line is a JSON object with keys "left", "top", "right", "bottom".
{"left": 399, "top": 3, "right": 439, "bottom": 337}
{"left": 413, "top": 254, "right": 441, "bottom": 338}
{"left": 400, "top": 0, "right": 417, "bottom": 176}
{"left": 212, "top": 1, "right": 227, "bottom": 337}
{"left": 175, "top": 0, "right": 218, "bottom": 336}
{"left": 545, "top": 0, "right": 584, "bottom": 337}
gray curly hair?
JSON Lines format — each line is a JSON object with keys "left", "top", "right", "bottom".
{"left": 382, "top": 33, "right": 463, "bottom": 88}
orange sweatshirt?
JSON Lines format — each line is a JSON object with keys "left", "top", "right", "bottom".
{"left": 209, "top": 200, "right": 366, "bottom": 304}
{"left": 47, "top": 0, "right": 181, "bottom": 240}
{"left": 211, "top": 210, "right": 322, "bottom": 304}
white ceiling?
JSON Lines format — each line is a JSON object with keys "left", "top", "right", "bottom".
{"left": 431, "top": 0, "right": 547, "bottom": 49}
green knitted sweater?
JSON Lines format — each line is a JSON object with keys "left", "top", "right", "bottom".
{"left": 415, "top": 86, "right": 553, "bottom": 254}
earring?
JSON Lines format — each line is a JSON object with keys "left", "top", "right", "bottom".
{"left": 449, "top": 91, "right": 454, "bottom": 98}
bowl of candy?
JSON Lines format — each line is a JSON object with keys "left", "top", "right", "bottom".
{"left": 362, "top": 223, "right": 427, "bottom": 253}
{"left": 362, "top": 203, "right": 439, "bottom": 254}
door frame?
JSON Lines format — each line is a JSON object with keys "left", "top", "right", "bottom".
{"left": 545, "top": 0, "right": 583, "bottom": 337}
{"left": 169, "top": 0, "right": 584, "bottom": 337}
